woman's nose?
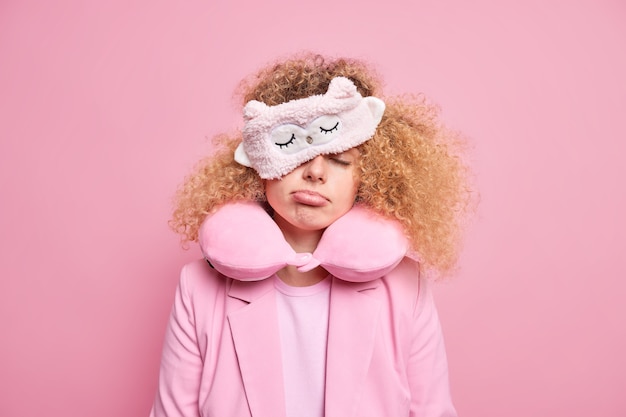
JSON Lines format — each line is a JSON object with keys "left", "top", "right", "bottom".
{"left": 302, "top": 155, "right": 327, "bottom": 182}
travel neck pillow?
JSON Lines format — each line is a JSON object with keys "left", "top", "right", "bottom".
{"left": 198, "top": 201, "right": 418, "bottom": 283}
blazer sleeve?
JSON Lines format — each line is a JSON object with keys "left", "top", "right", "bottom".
{"left": 408, "top": 278, "right": 458, "bottom": 417}
{"left": 150, "top": 264, "right": 204, "bottom": 417}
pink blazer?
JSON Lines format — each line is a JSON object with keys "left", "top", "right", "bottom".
{"left": 150, "top": 258, "right": 457, "bottom": 417}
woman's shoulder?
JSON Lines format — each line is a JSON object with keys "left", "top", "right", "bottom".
{"left": 178, "top": 258, "right": 232, "bottom": 301}
{"left": 382, "top": 258, "right": 421, "bottom": 290}
{"left": 379, "top": 257, "right": 432, "bottom": 313}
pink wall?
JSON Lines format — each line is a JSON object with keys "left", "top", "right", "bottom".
{"left": 1, "top": 0, "right": 624, "bottom": 416}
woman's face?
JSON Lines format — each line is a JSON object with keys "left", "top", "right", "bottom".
{"left": 265, "top": 148, "right": 360, "bottom": 234}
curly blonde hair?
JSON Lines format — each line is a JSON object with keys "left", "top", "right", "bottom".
{"left": 171, "top": 53, "right": 472, "bottom": 275}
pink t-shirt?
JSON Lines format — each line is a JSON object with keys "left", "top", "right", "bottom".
{"left": 274, "top": 275, "right": 331, "bottom": 417}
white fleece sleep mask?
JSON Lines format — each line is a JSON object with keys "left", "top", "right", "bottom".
{"left": 234, "top": 77, "right": 386, "bottom": 179}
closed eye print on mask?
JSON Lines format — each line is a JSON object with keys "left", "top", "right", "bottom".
{"left": 271, "top": 115, "right": 342, "bottom": 154}
{"left": 319, "top": 121, "right": 339, "bottom": 134}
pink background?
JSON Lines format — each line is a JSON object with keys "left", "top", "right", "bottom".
{"left": 1, "top": 0, "right": 625, "bottom": 416}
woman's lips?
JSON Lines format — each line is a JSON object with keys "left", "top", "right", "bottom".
{"left": 291, "top": 190, "right": 328, "bottom": 206}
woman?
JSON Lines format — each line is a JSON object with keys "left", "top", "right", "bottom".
{"left": 150, "top": 53, "right": 471, "bottom": 417}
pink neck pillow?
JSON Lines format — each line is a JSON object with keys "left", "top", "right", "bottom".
{"left": 198, "top": 202, "right": 418, "bottom": 283}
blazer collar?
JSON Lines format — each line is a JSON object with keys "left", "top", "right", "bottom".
{"left": 227, "top": 278, "right": 286, "bottom": 417}
{"left": 227, "top": 276, "right": 381, "bottom": 417}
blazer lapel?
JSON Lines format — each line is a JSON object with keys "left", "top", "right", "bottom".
{"left": 325, "top": 277, "right": 381, "bottom": 417}
{"left": 228, "top": 279, "right": 287, "bottom": 417}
